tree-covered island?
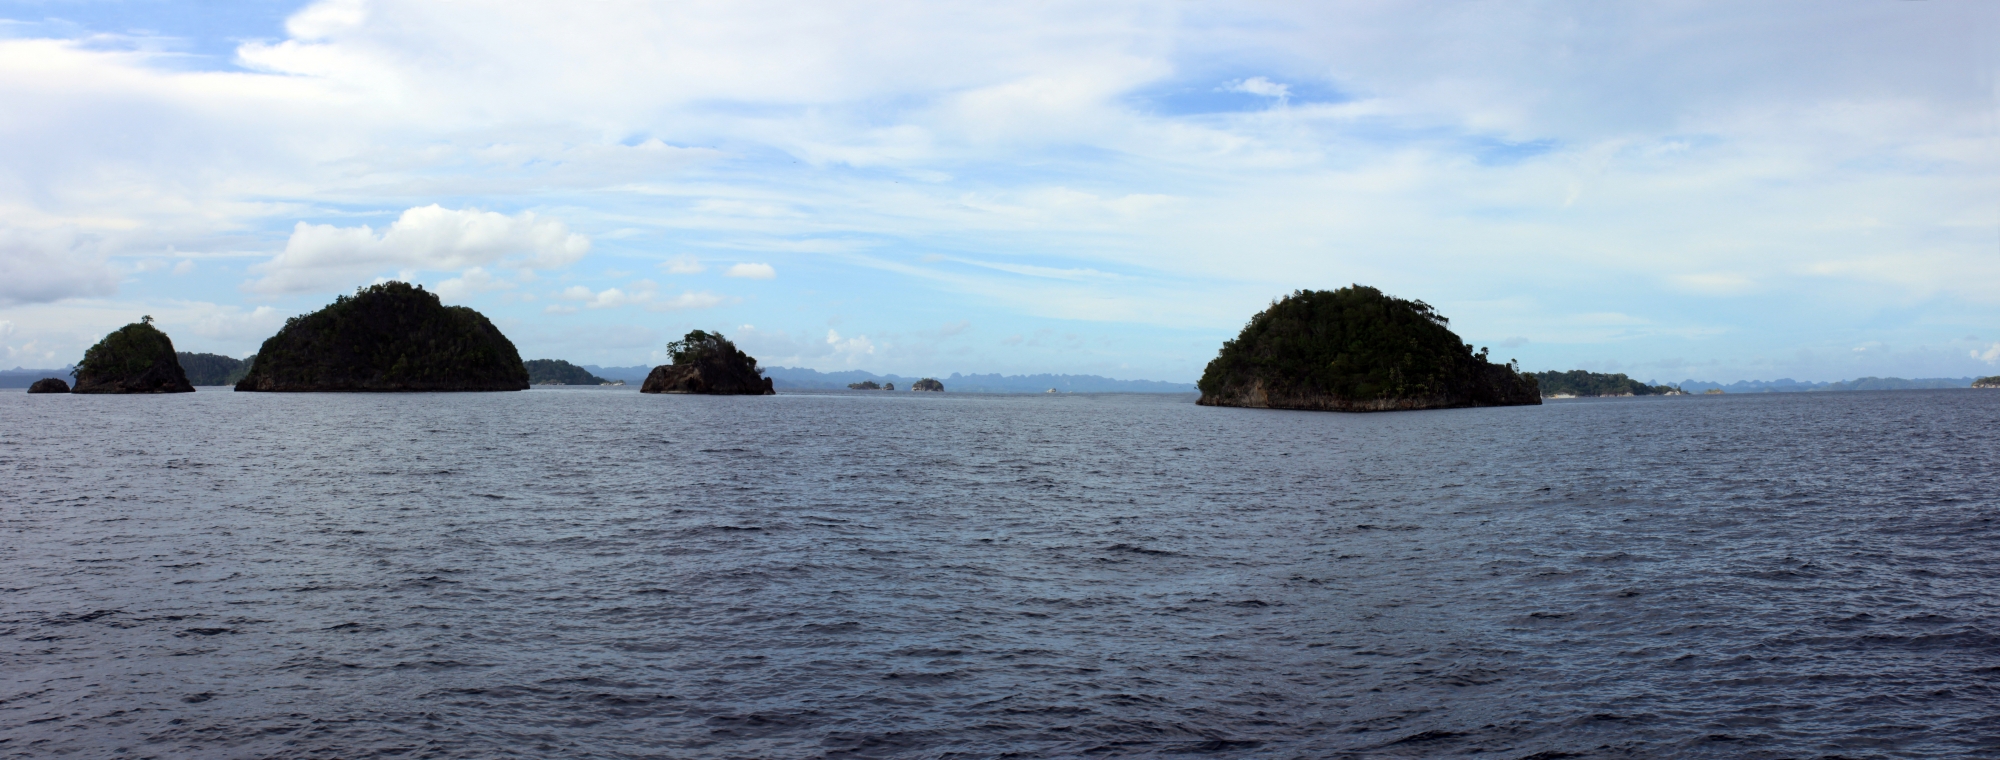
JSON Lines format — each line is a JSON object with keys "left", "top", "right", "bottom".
{"left": 177, "top": 352, "right": 253, "bottom": 386}
{"left": 1197, "top": 286, "right": 1540, "bottom": 412}
{"left": 640, "top": 330, "right": 774, "bottom": 395}
{"left": 1532, "top": 370, "right": 1683, "bottom": 397}
{"left": 235, "top": 282, "right": 530, "bottom": 392}
{"left": 1976, "top": 375, "right": 2000, "bottom": 389}
{"left": 525, "top": 359, "right": 610, "bottom": 385}
{"left": 72, "top": 317, "right": 196, "bottom": 394}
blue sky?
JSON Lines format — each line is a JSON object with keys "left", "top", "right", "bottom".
{"left": 1, "top": 0, "right": 1995, "bottom": 383}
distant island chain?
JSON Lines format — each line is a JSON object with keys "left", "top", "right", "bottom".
{"left": 18, "top": 281, "right": 1998, "bottom": 412}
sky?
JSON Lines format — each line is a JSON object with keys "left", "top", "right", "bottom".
{"left": 0, "top": 0, "right": 1995, "bottom": 383}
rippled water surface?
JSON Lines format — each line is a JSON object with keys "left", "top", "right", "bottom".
{"left": 3, "top": 388, "right": 1998, "bottom": 759}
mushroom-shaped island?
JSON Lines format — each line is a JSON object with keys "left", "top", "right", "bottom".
{"left": 71, "top": 318, "right": 196, "bottom": 394}
{"left": 641, "top": 330, "right": 774, "bottom": 395}
{"left": 27, "top": 378, "right": 71, "bottom": 394}
{"left": 235, "top": 282, "right": 529, "bottom": 392}
{"left": 1197, "top": 286, "right": 1540, "bottom": 412}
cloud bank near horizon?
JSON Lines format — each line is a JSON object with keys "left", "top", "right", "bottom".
{"left": 0, "top": 0, "right": 1993, "bottom": 382}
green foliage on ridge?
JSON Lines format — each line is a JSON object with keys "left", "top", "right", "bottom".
{"left": 1531, "top": 370, "right": 1678, "bottom": 397}
{"left": 525, "top": 359, "right": 608, "bottom": 385}
{"left": 78, "top": 320, "right": 176, "bottom": 381}
{"left": 237, "top": 281, "right": 528, "bottom": 391}
{"left": 1198, "top": 286, "right": 1535, "bottom": 403}
{"left": 177, "top": 352, "right": 252, "bottom": 386}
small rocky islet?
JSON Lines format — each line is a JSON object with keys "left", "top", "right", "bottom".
{"left": 70, "top": 318, "right": 196, "bottom": 394}
{"left": 26, "top": 377, "right": 70, "bottom": 394}
{"left": 1197, "top": 285, "right": 1540, "bottom": 412}
{"left": 236, "top": 282, "right": 529, "bottom": 392}
{"left": 641, "top": 330, "right": 774, "bottom": 395}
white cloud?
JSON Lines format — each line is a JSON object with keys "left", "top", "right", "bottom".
{"left": 647, "top": 291, "right": 727, "bottom": 311}
{"left": 1974, "top": 343, "right": 2000, "bottom": 364}
{"left": 725, "top": 262, "right": 776, "bottom": 279}
{"left": 662, "top": 255, "right": 706, "bottom": 274}
{"left": 1227, "top": 76, "right": 1289, "bottom": 101}
{"left": 434, "top": 267, "right": 513, "bottom": 301}
{"left": 826, "top": 328, "right": 876, "bottom": 359}
{"left": 0, "top": 229, "right": 120, "bottom": 306}
{"left": 557, "top": 280, "right": 656, "bottom": 309}
{"left": 249, "top": 205, "right": 590, "bottom": 294}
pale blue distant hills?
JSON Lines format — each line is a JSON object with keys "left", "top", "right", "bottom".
{"left": 581, "top": 365, "right": 1199, "bottom": 393}
{"left": 1666, "top": 377, "right": 1978, "bottom": 393}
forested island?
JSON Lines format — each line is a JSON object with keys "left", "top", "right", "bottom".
{"left": 71, "top": 318, "right": 195, "bottom": 394}
{"left": 911, "top": 378, "right": 944, "bottom": 392}
{"left": 525, "top": 359, "right": 610, "bottom": 385}
{"left": 640, "top": 330, "right": 774, "bottom": 395}
{"left": 177, "top": 352, "right": 253, "bottom": 386}
{"left": 235, "top": 282, "right": 529, "bottom": 392}
{"left": 1532, "top": 370, "right": 1682, "bottom": 397}
{"left": 1197, "top": 286, "right": 1539, "bottom": 412}
{"left": 1977, "top": 376, "right": 2000, "bottom": 389}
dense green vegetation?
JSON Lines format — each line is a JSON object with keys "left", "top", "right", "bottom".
{"left": 848, "top": 380, "right": 882, "bottom": 389}
{"left": 79, "top": 319, "right": 174, "bottom": 380}
{"left": 73, "top": 318, "right": 195, "bottom": 394}
{"left": 912, "top": 378, "right": 944, "bottom": 392}
{"left": 525, "top": 359, "right": 608, "bottom": 385}
{"left": 1197, "top": 286, "right": 1538, "bottom": 411}
{"left": 1977, "top": 375, "right": 2000, "bottom": 388}
{"left": 177, "top": 352, "right": 253, "bottom": 386}
{"left": 641, "top": 330, "right": 772, "bottom": 394}
{"left": 1532, "top": 370, "right": 1679, "bottom": 397}
{"left": 237, "top": 282, "right": 529, "bottom": 392}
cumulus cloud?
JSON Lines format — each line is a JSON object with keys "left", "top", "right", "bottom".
{"left": 826, "top": 329, "right": 875, "bottom": 358}
{"left": 556, "top": 281, "right": 655, "bottom": 309}
{"left": 0, "top": 229, "right": 120, "bottom": 306}
{"left": 662, "top": 256, "right": 706, "bottom": 274}
{"left": 249, "top": 205, "right": 590, "bottom": 294}
{"left": 1226, "top": 76, "right": 1289, "bottom": 101}
{"left": 433, "top": 267, "right": 513, "bottom": 301}
{"left": 1974, "top": 343, "right": 2000, "bottom": 364}
{"left": 725, "top": 263, "right": 776, "bottom": 279}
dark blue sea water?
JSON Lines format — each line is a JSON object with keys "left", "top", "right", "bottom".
{"left": 3, "top": 388, "right": 1997, "bottom": 758}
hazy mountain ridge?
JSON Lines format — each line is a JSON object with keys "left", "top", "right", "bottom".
{"left": 576, "top": 365, "right": 1197, "bottom": 393}
{"left": 1668, "top": 377, "right": 1977, "bottom": 393}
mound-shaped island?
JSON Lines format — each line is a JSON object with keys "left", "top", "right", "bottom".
{"left": 27, "top": 377, "right": 70, "bottom": 394}
{"left": 526, "top": 359, "right": 609, "bottom": 385}
{"left": 641, "top": 330, "right": 774, "bottom": 395}
{"left": 1977, "top": 375, "right": 2000, "bottom": 389}
{"left": 1197, "top": 286, "right": 1539, "bottom": 412}
{"left": 235, "top": 282, "right": 529, "bottom": 392}
{"left": 72, "top": 318, "right": 196, "bottom": 394}
{"left": 911, "top": 378, "right": 943, "bottom": 392}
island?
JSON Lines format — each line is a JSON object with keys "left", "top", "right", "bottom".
{"left": 640, "top": 330, "right": 775, "bottom": 395}
{"left": 27, "top": 377, "right": 70, "bottom": 394}
{"left": 526, "top": 359, "right": 610, "bottom": 385}
{"left": 1196, "top": 286, "right": 1540, "bottom": 412}
{"left": 912, "top": 378, "right": 944, "bottom": 392}
{"left": 235, "top": 282, "right": 530, "bottom": 392}
{"left": 1977, "top": 375, "right": 2000, "bottom": 389}
{"left": 71, "top": 317, "right": 197, "bottom": 394}
{"left": 848, "top": 380, "right": 882, "bottom": 390}
{"left": 177, "top": 352, "right": 253, "bottom": 386}
{"left": 1533, "top": 370, "right": 1683, "bottom": 398}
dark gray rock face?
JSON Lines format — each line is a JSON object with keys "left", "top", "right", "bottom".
{"left": 72, "top": 320, "right": 196, "bottom": 394}
{"left": 27, "top": 378, "right": 70, "bottom": 394}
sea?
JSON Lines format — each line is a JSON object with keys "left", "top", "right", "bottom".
{"left": 2, "top": 388, "right": 1996, "bottom": 759}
